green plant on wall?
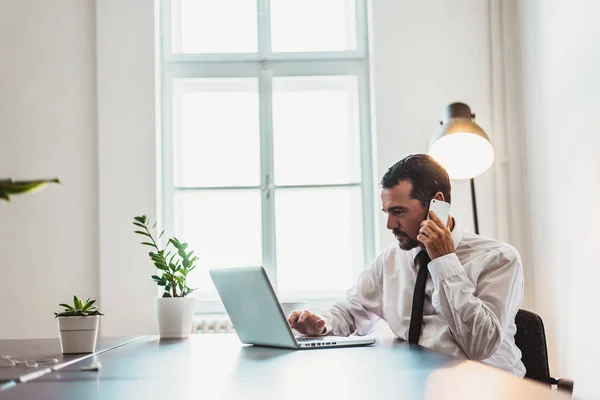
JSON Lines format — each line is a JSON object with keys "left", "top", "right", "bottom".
{"left": 0, "top": 178, "right": 60, "bottom": 201}
{"left": 133, "top": 215, "right": 198, "bottom": 298}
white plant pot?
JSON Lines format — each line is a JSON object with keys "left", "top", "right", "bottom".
{"left": 57, "top": 315, "right": 100, "bottom": 354}
{"left": 155, "top": 297, "right": 196, "bottom": 339}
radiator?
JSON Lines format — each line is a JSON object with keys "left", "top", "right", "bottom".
{"left": 193, "top": 314, "right": 235, "bottom": 334}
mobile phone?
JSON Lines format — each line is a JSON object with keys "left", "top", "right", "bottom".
{"left": 427, "top": 199, "right": 451, "bottom": 226}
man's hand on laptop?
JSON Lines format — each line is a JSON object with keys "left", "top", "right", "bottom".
{"left": 287, "top": 310, "right": 326, "bottom": 335}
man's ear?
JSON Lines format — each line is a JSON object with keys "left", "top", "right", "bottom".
{"left": 433, "top": 191, "right": 445, "bottom": 202}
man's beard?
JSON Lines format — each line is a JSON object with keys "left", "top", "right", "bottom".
{"left": 392, "top": 229, "right": 421, "bottom": 251}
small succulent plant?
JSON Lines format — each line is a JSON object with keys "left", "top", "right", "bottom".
{"left": 54, "top": 296, "right": 104, "bottom": 317}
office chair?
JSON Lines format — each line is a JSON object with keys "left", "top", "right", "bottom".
{"left": 514, "top": 309, "right": 574, "bottom": 395}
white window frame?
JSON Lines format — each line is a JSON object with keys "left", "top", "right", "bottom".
{"left": 159, "top": 0, "right": 375, "bottom": 313}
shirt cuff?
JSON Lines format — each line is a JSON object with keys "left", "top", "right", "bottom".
{"left": 316, "top": 312, "right": 334, "bottom": 336}
{"left": 428, "top": 252, "right": 464, "bottom": 284}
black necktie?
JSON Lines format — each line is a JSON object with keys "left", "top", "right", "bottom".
{"left": 409, "top": 250, "right": 431, "bottom": 344}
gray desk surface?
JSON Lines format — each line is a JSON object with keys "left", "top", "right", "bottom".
{"left": 0, "top": 334, "right": 570, "bottom": 400}
{"left": 0, "top": 336, "right": 144, "bottom": 384}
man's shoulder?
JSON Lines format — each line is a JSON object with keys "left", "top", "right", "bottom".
{"left": 459, "top": 231, "right": 521, "bottom": 265}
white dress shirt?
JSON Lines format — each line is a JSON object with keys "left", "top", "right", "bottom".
{"left": 318, "top": 221, "right": 526, "bottom": 377}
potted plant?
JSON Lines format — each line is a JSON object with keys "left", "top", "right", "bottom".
{"left": 133, "top": 215, "right": 198, "bottom": 339}
{"left": 54, "top": 296, "right": 103, "bottom": 354}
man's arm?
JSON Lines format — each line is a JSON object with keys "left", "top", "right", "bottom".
{"left": 317, "top": 257, "right": 385, "bottom": 337}
{"left": 428, "top": 248, "right": 524, "bottom": 360}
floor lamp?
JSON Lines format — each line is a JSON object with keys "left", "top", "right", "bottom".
{"left": 428, "top": 102, "right": 495, "bottom": 234}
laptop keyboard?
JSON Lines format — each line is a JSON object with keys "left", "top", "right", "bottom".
{"left": 296, "top": 337, "right": 339, "bottom": 347}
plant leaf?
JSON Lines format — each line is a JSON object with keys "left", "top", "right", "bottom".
{"left": 151, "top": 256, "right": 166, "bottom": 264}
{"left": 170, "top": 238, "right": 183, "bottom": 249}
{"left": 83, "top": 299, "right": 96, "bottom": 309}
{"left": 155, "top": 263, "right": 168, "bottom": 271}
{"left": 150, "top": 253, "right": 164, "bottom": 261}
{"left": 73, "top": 296, "right": 82, "bottom": 310}
{"left": 134, "top": 230, "right": 151, "bottom": 237}
{"left": 162, "top": 292, "right": 171, "bottom": 298}
{"left": 141, "top": 242, "right": 155, "bottom": 247}
{"left": 133, "top": 222, "right": 146, "bottom": 228}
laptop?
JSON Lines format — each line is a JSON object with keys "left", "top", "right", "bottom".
{"left": 209, "top": 266, "right": 376, "bottom": 349}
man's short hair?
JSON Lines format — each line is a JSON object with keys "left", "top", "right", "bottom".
{"left": 380, "top": 154, "right": 451, "bottom": 207}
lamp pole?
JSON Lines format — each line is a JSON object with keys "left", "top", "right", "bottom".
{"left": 470, "top": 178, "right": 479, "bottom": 234}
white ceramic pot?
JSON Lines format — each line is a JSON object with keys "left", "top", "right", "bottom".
{"left": 155, "top": 297, "right": 196, "bottom": 339}
{"left": 57, "top": 315, "right": 100, "bottom": 354}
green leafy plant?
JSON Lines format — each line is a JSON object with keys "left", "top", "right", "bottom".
{"left": 133, "top": 215, "right": 198, "bottom": 298}
{"left": 0, "top": 178, "right": 60, "bottom": 201}
{"left": 54, "top": 296, "right": 104, "bottom": 317}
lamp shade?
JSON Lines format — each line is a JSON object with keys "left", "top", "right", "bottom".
{"left": 428, "top": 102, "right": 495, "bottom": 180}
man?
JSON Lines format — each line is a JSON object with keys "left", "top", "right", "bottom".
{"left": 287, "top": 154, "right": 525, "bottom": 376}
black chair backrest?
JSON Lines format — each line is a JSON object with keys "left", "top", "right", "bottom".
{"left": 514, "top": 309, "right": 551, "bottom": 385}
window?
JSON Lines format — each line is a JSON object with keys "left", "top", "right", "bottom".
{"left": 160, "top": 0, "right": 375, "bottom": 312}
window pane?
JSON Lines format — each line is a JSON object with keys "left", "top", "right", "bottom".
{"left": 172, "top": 0, "right": 258, "bottom": 54}
{"left": 174, "top": 190, "right": 263, "bottom": 294}
{"left": 270, "top": 0, "right": 357, "bottom": 53}
{"left": 275, "top": 187, "right": 364, "bottom": 295}
{"left": 173, "top": 78, "right": 260, "bottom": 187}
{"left": 272, "top": 76, "right": 361, "bottom": 186}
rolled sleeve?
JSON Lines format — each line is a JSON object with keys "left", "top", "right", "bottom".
{"left": 428, "top": 253, "right": 464, "bottom": 284}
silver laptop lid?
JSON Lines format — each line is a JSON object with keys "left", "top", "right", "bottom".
{"left": 209, "top": 266, "right": 298, "bottom": 349}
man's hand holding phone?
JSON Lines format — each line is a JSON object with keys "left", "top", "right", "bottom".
{"left": 418, "top": 199, "right": 454, "bottom": 260}
{"left": 287, "top": 310, "right": 326, "bottom": 335}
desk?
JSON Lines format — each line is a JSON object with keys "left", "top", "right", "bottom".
{"left": 0, "top": 334, "right": 570, "bottom": 400}
{"left": 0, "top": 336, "right": 144, "bottom": 385}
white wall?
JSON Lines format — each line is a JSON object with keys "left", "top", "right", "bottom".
{"left": 518, "top": 0, "right": 600, "bottom": 397}
{"left": 371, "top": 0, "right": 496, "bottom": 248}
{"left": 0, "top": 0, "right": 98, "bottom": 338}
{"left": 96, "top": 0, "right": 159, "bottom": 336}
{"left": 371, "top": 0, "right": 534, "bottom": 308}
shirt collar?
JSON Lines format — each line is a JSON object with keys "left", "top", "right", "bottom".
{"left": 450, "top": 218, "right": 463, "bottom": 250}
